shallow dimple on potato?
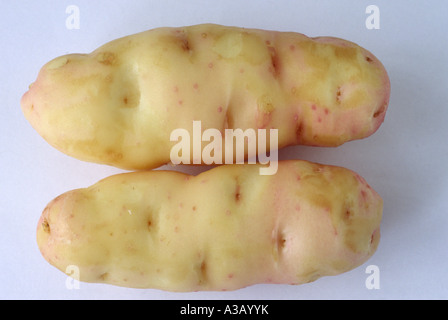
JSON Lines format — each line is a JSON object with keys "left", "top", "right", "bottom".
{"left": 213, "top": 31, "right": 243, "bottom": 59}
{"left": 21, "top": 24, "right": 390, "bottom": 170}
{"left": 36, "top": 160, "right": 383, "bottom": 292}
{"left": 41, "top": 219, "right": 51, "bottom": 234}
{"left": 96, "top": 51, "right": 117, "bottom": 65}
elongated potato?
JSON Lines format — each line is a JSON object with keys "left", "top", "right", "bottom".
{"left": 37, "top": 160, "right": 382, "bottom": 291}
{"left": 22, "top": 24, "right": 390, "bottom": 170}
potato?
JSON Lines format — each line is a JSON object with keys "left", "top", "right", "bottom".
{"left": 21, "top": 24, "right": 390, "bottom": 170}
{"left": 37, "top": 160, "right": 382, "bottom": 291}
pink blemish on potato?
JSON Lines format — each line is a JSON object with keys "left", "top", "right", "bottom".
{"left": 361, "top": 190, "right": 368, "bottom": 201}
{"left": 239, "top": 68, "right": 245, "bottom": 73}
{"left": 324, "top": 108, "right": 329, "bottom": 115}
{"left": 208, "top": 62, "right": 214, "bottom": 69}
{"left": 217, "top": 106, "right": 223, "bottom": 113}
{"left": 268, "top": 47, "right": 280, "bottom": 78}
{"left": 178, "top": 100, "right": 183, "bottom": 106}
{"left": 173, "top": 86, "right": 179, "bottom": 93}
{"left": 371, "top": 228, "right": 380, "bottom": 244}
{"left": 225, "top": 209, "right": 231, "bottom": 216}
{"left": 318, "top": 117, "right": 322, "bottom": 123}
{"left": 355, "top": 172, "right": 364, "bottom": 182}
{"left": 227, "top": 273, "right": 234, "bottom": 279}
{"left": 311, "top": 104, "right": 317, "bottom": 111}
{"left": 351, "top": 127, "right": 360, "bottom": 135}
{"left": 289, "top": 44, "right": 295, "bottom": 51}
{"left": 193, "top": 83, "right": 199, "bottom": 90}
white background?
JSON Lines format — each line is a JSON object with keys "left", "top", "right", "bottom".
{"left": 1, "top": 0, "right": 447, "bottom": 300}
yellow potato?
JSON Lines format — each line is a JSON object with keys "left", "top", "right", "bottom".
{"left": 22, "top": 24, "right": 390, "bottom": 170}
{"left": 37, "top": 160, "right": 382, "bottom": 291}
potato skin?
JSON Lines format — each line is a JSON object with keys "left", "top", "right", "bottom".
{"left": 36, "top": 160, "right": 382, "bottom": 291}
{"left": 22, "top": 24, "right": 390, "bottom": 170}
